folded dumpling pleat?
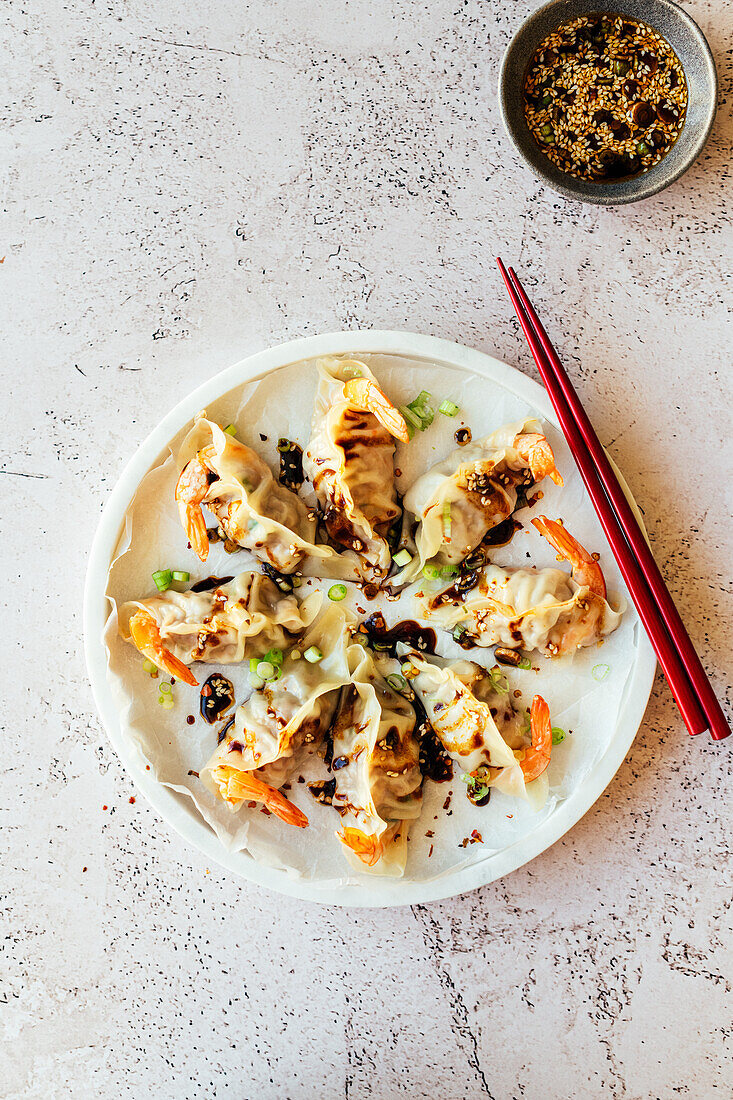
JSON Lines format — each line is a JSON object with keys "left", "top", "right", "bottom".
{"left": 304, "top": 357, "right": 407, "bottom": 581}
{"left": 176, "top": 415, "right": 335, "bottom": 573}
{"left": 329, "top": 646, "right": 423, "bottom": 876}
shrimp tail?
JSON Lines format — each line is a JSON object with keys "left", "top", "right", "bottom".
{"left": 520, "top": 694, "right": 552, "bottom": 783}
{"left": 337, "top": 827, "right": 383, "bottom": 867}
{"left": 514, "top": 431, "right": 563, "bottom": 486}
{"left": 343, "top": 377, "right": 410, "bottom": 443}
{"left": 218, "top": 768, "right": 309, "bottom": 828}
{"left": 532, "top": 515, "right": 606, "bottom": 598}
{"left": 175, "top": 454, "right": 212, "bottom": 562}
{"left": 128, "top": 610, "right": 199, "bottom": 686}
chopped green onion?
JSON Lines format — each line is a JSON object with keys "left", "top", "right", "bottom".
{"left": 223, "top": 423, "right": 237, "bottom": 436}
{"left": 401, "top": 662, "right": 417, "bottom": 680}
{"left": 387, "top": 673, "right": 407, "bottom": 692}
{"left": 517, "top": 655, "right": 532, "bottom": 671}
{"left": 341, "top": 364, "right": 363, "bottom": 378}
{"left": 488, "top": 667, "right": 509, "bottom": 694}
{"left": 290, "top": 649, "right": 302, "bottom": 660}
{"left": 328, "top": 584, "right": 347, "bottom": 602}
{"left": 171, "top": 570, "right": 190, "bottom": 583}
{"left": 441, "top": 564, "right": 458, "bottom": 576}
{"left": 399, "top": 404, "right": 423, "bottom": 430}
{"left": 350, "top": 633, "right": 367, "bottom": 647}
{"left": 304, "top": 646, "right": 323, "bottom": 663}
{"left": 592, "top": 663, "right": 610, "bottom": 682}
{"left": 249, "top": 658, "right": 260, "bottom": 673}
{"left": 442, "top": 502, "right": 452, "bottom": 538}
{"left": 551, "top": 726, "right": 567, "bottom": 745}
{"left": 292, "top": 576, "right": 302, "bottom": 588}
{"left": 423, "top": 564, "right": 442, "bottom": 580}
{"left": 152, "top": 569, "right": 172, "bottom": 592}
{"left": 249, "top": 673, "right": 264, "bottom": 690}
{"left": 263, "top": 648, "right": 284, "bottom": 667}
{"left": 453, "top": 624, "right": 467, "bottom": 643}
{"left": 159, "top": 682, "right": 172, "bottom": 695}
{"left": 393, "top": 549, "right": 412, "bottom": 568}
{"left": 438, "top": 399, "right": 459, "bottom": 417}
{"left": 158, "top": 695, "right": 174, "bottom": 709}
{"left": 277, "top": 438, "right": 291, "bottom": 453}
{"left": 522, "top": 710, "right": 532, "bottom": 733}
{"left": 142, "top": 659, "right": 157, "bottom": 675}
{"left": 256, "top": 661, "right": 276, "bottom": 681}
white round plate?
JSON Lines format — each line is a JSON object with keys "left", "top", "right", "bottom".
{"left": 84, "top": 330, "right": 656, "bottom": 907}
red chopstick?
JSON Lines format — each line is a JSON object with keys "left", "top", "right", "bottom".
{"left": 497, "top": 258, "right": 729, "bottom": 742}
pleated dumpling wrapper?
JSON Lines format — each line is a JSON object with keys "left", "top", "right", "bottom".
{"left": 399, "top": 648, "right": 551, "bottom": 811}
{"left": 200, "top": 603, "right": 354, "bottom": 825}
{"left": 176, "top": 414, "right": 335, "bottom": 573}
{"left": 392, "top": 418, "right": 562, "bottom": 586}
{"left": 421, "top": 516, "right": 623, "bottom": 658}
{"left": 120, "top": 572, "right": 321, "bottom": 686}
{"left": 330, "top": 645, "right": 423, "bottom": 876}
{"left": 304, "top": 357, "right": 408, "bottom": 581}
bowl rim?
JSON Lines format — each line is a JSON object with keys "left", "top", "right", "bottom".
{"left": 84, "top": 329, "right": 657, "bottom": 908}
{"left": 498, "top": 0, "right": 718, "bottom": 205}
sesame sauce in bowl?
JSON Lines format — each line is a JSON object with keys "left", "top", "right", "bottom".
{"left": 523, "top": 12, "right": 687, "bottom": 182}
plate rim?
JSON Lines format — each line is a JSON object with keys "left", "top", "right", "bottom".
{"left": 84, "top": 329, "right": 656, "bottom": 908}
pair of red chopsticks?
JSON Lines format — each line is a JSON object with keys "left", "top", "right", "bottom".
{"left": 497, "top": 259, "right": 730, "bottom": 742}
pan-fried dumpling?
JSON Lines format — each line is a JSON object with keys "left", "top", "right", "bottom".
{"left": 399, "top": 648, "right": 551, "bottom": 808}
{"left": 421, "top": 516, "right": 623, "bottom": 657}
{"left": 200, "top": 605, "right": 354, "bottom": 823}
{"left": 176, "top": 415, "right": 335, "bottom": 573}
{"left": 392, "top": 419, "right": 562, "bottom": 585}
{"left": 329, "top": 646, "right": 422, "bottom": 875}
{"left": 304, "top": 357, "right": 409, "bottom": 581}
{"left": 120, "top": 572, "right": 321, "bottom": 685}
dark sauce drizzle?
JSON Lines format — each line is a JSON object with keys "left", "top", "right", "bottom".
{"left": 190, "top": 575, "right": 234, "bottom": 593}
{"left": 261, "top": 562, "right": 295, "bottom": 593}
{"left": 200, "top": 673, "right": 235, "bottom": 724}
{"left": 277, "top": 439, "right": 304, "bottom": 490}
{"left": 358, "top": 612, "right": 436, "bottom": 655}
{"left": 412, "top": 693, "right": 453, "bottom": 783}
{"left": 218, "top": 715, "right": 236, "bottom": 745}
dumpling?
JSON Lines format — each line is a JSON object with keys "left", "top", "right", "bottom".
{"left": 329, "top": 646, "right": 422, "bottom": 875}
{"left": 421, "top": 516, "right": 623, "bottom": 657}
{"left": 120, "top": 572, "right": 321, "bottom": 685}
{"left": 392, "top": 418, "right": 562, "bottom": 585}
{"left": 176, "top": 415, "right": 335, "bottom": 573}
{"left": 304, "top": 357, "right": 409, "bottom": 580}
{"left": 399, "top": 648, "right": 551, "bottom": 807}
{"left": 200, "top": 604, "right": 353, "bottom": 826}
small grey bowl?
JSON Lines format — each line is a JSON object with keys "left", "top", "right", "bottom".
{"left": 499, "top": 0, "right": 718, "bottom": 204}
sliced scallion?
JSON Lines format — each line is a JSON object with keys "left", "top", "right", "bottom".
{"left": 277, "top": 438, "right": 291, "bottom": 453}
{"left": 249, "top": 673, "right": 264, "bottom": 690}
{"left": 223, "top": 424, "right": 237, "bottom": 436}
{"left": 256, "top": 661, "right": 276, "bottom": 681}
{"left": 551, "top": 726, "right": 567, "bottom": 745}
{"left": 263, "top": 648, "right": 284, "bottom": 667}
{"left": 290, "top": 649, "right": 302, "bottom": 660}
{"left": 304, "top": 646, "right": 323, "bottom": 663}
{"left": 341, "top": 364, "right": 363, "bottom": 378}
{"left": 442, "top": 502, "right": 452, "bottom": 538}
{"left": 438, "top": 399, "right": 459, "bottom": 417}
{"left": 517, "top": 655, "right": 532, "bottom": 671}
{"left": 159, "top": 682, "right": 172, "bottom": 695}
{"left": 171, "top": 570, "right": 190, "bottom": 584}
{"left": 441, "top": 564, "right": 458, "bottom": 576}
{"left": 328, "top": 584, "right": 347, "bottom": 602}
{"left": 142, "top": 659, "right": 157, "bottom": 675}
{"left": 399, "top": 404, "right": 423, "bottom": 430}
{"left": 592, "top": 663, "right": 610, "bottom": 682}
{"left": 152, "top": 569, "right": 172, "bottom": 592}
{"left": 393, "top": 549, "right": 412, "bottom": 568}
{"left": 422, "top": 564, "right": 442, "bottom": 580}
{"left": 407, "top": 390, "right": 435, "bottom": 427}
{"left": 387, "top": 673, "right": 407, "bottom": 692}
{"left": 453, "top": 624, "right": 467, "bottom": 643}
{"left": 249, "top": 658, "right": 260, "bottom": 674}
{"left": 158, "top": 695, "right": 174, "bottom": 709}
{"left": 401, "top": 662, "right": 417, "bottom": 680}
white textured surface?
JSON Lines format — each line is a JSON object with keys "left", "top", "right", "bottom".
{"left": 2, "top": 1, "right": 731, "bottom": 1096}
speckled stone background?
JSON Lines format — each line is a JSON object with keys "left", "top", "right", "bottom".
{"left": 2, "top": 1, "right": 731, "bottom": 1097}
